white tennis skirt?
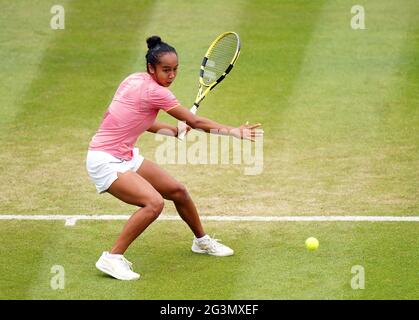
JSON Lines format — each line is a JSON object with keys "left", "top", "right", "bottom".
{"left": 86, "top": 147, "right": 145, "bottom": 193}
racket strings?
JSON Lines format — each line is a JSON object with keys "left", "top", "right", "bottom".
{"left": 202, "top": 34, "right": 239, "bottom": 85}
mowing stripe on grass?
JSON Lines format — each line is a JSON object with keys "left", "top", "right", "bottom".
{"left": 2, "top": 1, "right": 159, "bottom": 299}
{"left": 228, "top": 0, "right": 419, "bottom": 299}
{"left": 0, "top": 214, "right": 418, "bottom": 226}
{"left": 0, "top": 1, "right": 157, "bottom": 213}
{"left": 270, "top": 0, "right": 419, "bottom": 214}
{"left": 0, "top": 0, "right": 70, "bottom": 124}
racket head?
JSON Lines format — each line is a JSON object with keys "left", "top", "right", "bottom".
{"left": 199, "top": 32, "right": 241, "bottom": 88}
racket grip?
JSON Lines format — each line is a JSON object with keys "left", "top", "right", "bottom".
{"left": 177, "top": 104, "right": 198, "bottom": 141}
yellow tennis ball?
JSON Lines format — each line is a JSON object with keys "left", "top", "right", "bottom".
{"left": 305, "top": 237, "right": 319, "bottom": 251}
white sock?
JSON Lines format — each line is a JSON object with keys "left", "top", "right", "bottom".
{"left": 107, "top": 253, "right": 123, "bottom": 259}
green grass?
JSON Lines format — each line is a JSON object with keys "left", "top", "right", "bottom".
{"left": 0, "top": 0, "right": 418, "bottom": 299}
{"left": 0, "top": 0, "right": 417, "bottom": 215}
{"left": 0, "top": 220, "right": 418, "bottom": 299}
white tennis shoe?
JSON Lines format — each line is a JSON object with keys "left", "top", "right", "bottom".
{"left": 95, "top": 252, "right": 140, "bottom": 280}
{"left": 192, "top": 235, "right": 234, "bottom": 256}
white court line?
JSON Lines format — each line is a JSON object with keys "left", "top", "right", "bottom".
{"left": 0, "top": 214, "right": 418, "bottom": 226}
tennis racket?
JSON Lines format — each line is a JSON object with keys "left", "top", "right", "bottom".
{"left": 177, "top": 31, "right": 241, "bottom": 140}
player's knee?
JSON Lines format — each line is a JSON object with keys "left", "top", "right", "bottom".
{"left": 147, "top": 196, "right": 164, "bottom": 218}
{"left": 171, "top": 183, "right": 189, "bottom": 202}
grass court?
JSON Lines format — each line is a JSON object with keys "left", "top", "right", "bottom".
{"left": 0, "top": 0, "right": 418, "bottom": 299}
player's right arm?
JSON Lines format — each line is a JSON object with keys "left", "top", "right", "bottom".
{"left": 167, "top": 105, "right": 263, "bottom": 141}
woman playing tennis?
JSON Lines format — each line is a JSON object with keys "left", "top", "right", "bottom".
{"left": 86, "top": 36, "right": 263, "bottom": 280}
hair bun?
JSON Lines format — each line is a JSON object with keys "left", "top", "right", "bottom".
{"left": 146, "top": 36, "right": 162, "bottom": 49}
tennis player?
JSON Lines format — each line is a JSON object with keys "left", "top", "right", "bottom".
{"left": 86, "top": 36, "right": 263, "bottom": 280}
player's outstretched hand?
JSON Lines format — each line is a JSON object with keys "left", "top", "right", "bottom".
{"left": 232, "top": 122, "right": 264, "bottom": 141}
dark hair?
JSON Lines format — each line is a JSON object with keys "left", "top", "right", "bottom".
{"left": 145, "top": 36, "right": 177, "bottom": 72}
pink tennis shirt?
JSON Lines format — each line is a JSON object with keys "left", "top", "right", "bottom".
{"left": 89, "top": 72, "right": 179, "bottom": 160}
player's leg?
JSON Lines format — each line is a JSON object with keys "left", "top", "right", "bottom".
{"left": 136, "top": 159, "right": 205, "bottom": 238}
{"left": 107, "top": 170, "right": 164, "bottom": 254}
{"left": 95, "top": 171, "right": 163, "bottom": 280}
{"left": 136, "top": 159, "right": 234, "bottom": 256}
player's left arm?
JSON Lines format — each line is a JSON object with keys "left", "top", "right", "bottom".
{"left": 147, "top": 121, "right": 192, "bottom": 137}
{"left": 147, "top": 121, "right": 177, "bottom": 136}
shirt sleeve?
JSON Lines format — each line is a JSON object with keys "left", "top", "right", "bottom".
{"left": 149, "top": 85, "right": 179, "bottom": 111}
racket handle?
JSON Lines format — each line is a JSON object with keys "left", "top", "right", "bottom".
{"left": 177, "top": 104, "right": 198, "bottom": 141}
